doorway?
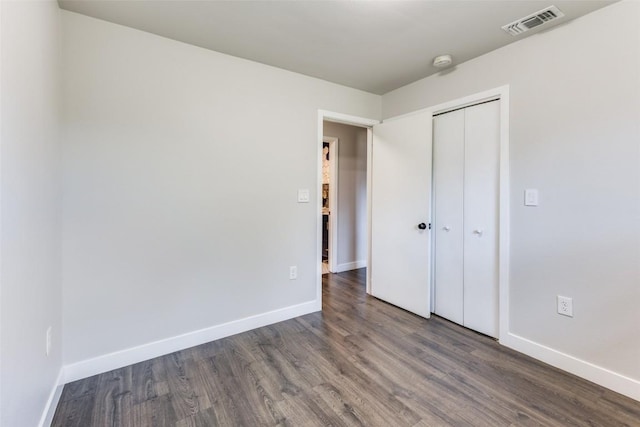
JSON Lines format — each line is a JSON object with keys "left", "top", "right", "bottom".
{"left": 321, "top": 122, "right": 368, "bottom": 277}
{"left": 321, "top": 137, "right": 337, "bottom": 274}
{"left": 317, "top": 87, "right": 509, "bottom": 340}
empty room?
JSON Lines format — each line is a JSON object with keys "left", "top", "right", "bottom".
{"left": 1, "top": 0, "right": 639, "bottom": 426}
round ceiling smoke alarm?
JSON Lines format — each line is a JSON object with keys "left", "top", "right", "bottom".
{"left": 433, "top": 54, "right": 453, "bottom": 68}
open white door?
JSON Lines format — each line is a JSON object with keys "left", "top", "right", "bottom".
{"left": 370, "top": 111, "right": 432, "bottom": 317}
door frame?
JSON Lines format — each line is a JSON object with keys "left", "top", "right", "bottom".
{"left": 317, "top": 110, "right": 379, "bottom": 304}
{"left": 426, "top": 85, "right": 511, "bottom": 342}
{"left": 322, "top": 136, "right": 339, "bottom": 273}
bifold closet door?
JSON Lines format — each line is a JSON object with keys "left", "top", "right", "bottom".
{"left": 433, "top": 100, "right": 500, "bottom": 338}
{"left": 433, "top": 109, "right": 465, "bottom": 325}
{"left": 463, "top": 101, "right": 500, "bottom": 337}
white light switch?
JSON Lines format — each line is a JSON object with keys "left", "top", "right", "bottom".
{"left": 297, "top": 189, "right": 310, "bottom": 203}
{"left": 524, "top": 189, "right": 539, "bottom": 206}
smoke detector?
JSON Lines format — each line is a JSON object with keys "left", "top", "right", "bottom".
{"left": 433, "top": 54, "right": 452, "bottom": 68}
{"left": 502, "top": 5, "right": 565, "bottom": 36}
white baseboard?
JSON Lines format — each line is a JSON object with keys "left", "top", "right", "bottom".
{"left": 501, "top": 332, "right": 640, "bottom": 401}
{"left": 38, "top": 369, "right": 64, "bottom": 427}
{"left": 62, "top": 299, "right": 320, "bottom": 384}
{"left": 333, "top": 260, "right": 366, "bottom": 273}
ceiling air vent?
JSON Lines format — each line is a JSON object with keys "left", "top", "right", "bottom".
{"left": 502, "top": 6, "right": 565, "bottom": 36}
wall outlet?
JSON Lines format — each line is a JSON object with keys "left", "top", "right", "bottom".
{"left": 46, "top": 326, "right": 52, "bottom": 356}
{"left": 557, "top": 295, "right": 573, "bottom": 317}
{"left": 289, "top": 266, "right": 298, "bottom": 280}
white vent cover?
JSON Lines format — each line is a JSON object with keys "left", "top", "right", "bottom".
{"left": 502, "top": 5, "right": 565, "bottom": 36}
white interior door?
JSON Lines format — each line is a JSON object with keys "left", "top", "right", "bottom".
{"left": 370, "top": 111, "right": 432, "bottom": 317}
{"left": 433, "top": 109, "right": 465, "bottom": 324}
{"left": 463, "top": 101, "right": 500, "bottom": 337}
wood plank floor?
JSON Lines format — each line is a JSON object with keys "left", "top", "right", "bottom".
{"left": 52, "top": 269, "right": 640, "bottom": 426}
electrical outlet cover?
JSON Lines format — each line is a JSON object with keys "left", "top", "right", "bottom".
{"left": 557, "top": 295, "right": 573, "bottom": 317}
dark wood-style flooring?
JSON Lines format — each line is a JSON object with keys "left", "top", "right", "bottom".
{"left": 52, "top": 269, "right": 640, "bottom": 426}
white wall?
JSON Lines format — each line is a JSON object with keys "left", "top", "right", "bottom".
{"left": 384, "top": 1, "right": 640, "bottom": 387}
{"left": 61, "top": 11, "right": 380, "bottom": 368}
{"left": 323, "top": 122, "right": 368, "bottom": 271}
{"left": 0, "top": 1, "right": 62, "bottom": 426}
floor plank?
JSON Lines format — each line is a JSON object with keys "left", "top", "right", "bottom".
{"left": 51, "top": 269, "right": 640, "bottom": 426}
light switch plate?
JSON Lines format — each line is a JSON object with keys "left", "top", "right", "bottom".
{"left": 525, "top": 189, "right": 539, "bottom": 206}
{"left": 297, "top": 189, "right": 310, "bottom": 203}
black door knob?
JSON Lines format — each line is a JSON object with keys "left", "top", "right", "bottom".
{"left": 418, "top": 223, "right": 427, "bottom": 230}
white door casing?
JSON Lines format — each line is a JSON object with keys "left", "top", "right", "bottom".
{"left": 318, "top": 110, "right": 379, "bottom": 304}
{"left": 370, "top": 111, "right": 432, "bottom": 318}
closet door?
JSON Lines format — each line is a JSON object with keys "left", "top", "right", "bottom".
{"left": 433, "top": 110, "right": 465, "bottom": 324}
{"left": 463, "top": 101, "right": 500, "bottom": 337}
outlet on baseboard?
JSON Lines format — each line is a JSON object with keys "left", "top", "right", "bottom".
{"left": 46, "top": 326, "right": 52, "bottom": 356}
{"left": 557, "top": 295, "right": 573, "bottom": 317}
{"left": 289, "top": 266, "right": 298, "bottom": 280}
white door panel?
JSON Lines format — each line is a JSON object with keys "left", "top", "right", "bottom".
{"left": 463, "top": 101, "right": 500, "bottom": 337}
{"left": 371, "top": 111, "right": 432, "bottom": 318}
{"left": 431, "top": 100, "right": 500, "bottom": 338}
{"left": 433, "top": 110, "right": 465, "bottom": 324}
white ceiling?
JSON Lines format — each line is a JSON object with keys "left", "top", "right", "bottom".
{"left": 58, "top": 0, "right": 616, "bottom": 95}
